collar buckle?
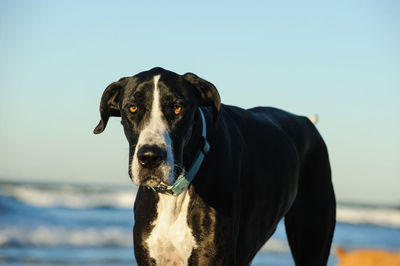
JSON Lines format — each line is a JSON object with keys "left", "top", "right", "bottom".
{"left": 201, "top": 137, "right": 210, "bottom": 155}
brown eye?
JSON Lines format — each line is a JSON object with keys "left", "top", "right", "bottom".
{"left": 129, "top": 105, "right": 138, "bottom": 113}
{"left": 174, "top": 105, "right": 182, "bottom": 115}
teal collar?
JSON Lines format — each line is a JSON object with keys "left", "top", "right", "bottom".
{"left": 153, "top": 108, "right": 210, "bottom": 195}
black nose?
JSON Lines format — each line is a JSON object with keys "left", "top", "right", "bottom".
{"left": 137, "top": 145, "right": 167, "bottom": 169}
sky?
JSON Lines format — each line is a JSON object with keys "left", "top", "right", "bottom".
{"left": 0, "top": 0, "right": 399, "bottom": 205}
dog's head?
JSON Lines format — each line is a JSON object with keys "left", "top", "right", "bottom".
{"left": 94, "top": 67, "right": 220, "bottom": 188}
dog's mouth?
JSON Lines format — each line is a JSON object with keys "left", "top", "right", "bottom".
{"left": 136, "top": 163, "right": 170, "bottom": 187}
{"left": 140, "top": 175, "right": 163, "bottom": 187}
{"left": 141, "top": 175, "right": 176, "bottom": 194}
{"left": 139, "top": 165, "right": 185, "bottom": 192}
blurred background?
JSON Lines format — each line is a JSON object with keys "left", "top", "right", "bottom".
{"left": 0, "top": 0, "right": 399, "bottom": 265}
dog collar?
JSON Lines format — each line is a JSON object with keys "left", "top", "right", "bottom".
{"left": 152, "top": 108, "right": 210, "bottom": 195}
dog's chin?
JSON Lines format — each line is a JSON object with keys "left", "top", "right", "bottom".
{"left": 140, "top": 175, "right": 163, "bottom": 188}
{"left": 133, "top": 164, "right": 182, "bottom": 188}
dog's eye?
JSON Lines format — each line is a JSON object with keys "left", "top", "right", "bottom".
{"left": 174, "top": 105, "right": 182, "bottom": 115}
{"left": 129, "top": 105, "right": 138, "bottom": 113}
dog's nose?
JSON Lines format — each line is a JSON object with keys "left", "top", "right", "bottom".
{"left": 137, "top": 145, "right": 166, "bottom": 169}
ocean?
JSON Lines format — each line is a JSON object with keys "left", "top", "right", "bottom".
{"left": 0, "top": 181, "right": 399, "bottom": 266}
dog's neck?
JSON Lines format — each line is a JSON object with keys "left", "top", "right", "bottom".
{"left": 183, "top": 107, "right": 214, "bottom": 170}
{"left": 182, "top": 108, "right": 205, "bottom": 169}
{"left": 157, "top": 189, "right": 190, "bottom": 213}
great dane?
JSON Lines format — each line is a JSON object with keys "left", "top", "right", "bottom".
{"left": 94, "top": 67, "right": 336, "bottom": 266}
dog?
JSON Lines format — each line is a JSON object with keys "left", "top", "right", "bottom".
{"left": 94, "top": 67, "right": 336, "bottom": 265}
{"left": 336, "top": 247, "right": 400, "bottom": 266}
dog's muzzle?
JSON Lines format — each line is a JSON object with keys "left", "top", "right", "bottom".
{"left": 135, "top": 144, "right": 170, "bottom": 187}
{"left": 137, "top": 145, "right": 167, "bottom": 169}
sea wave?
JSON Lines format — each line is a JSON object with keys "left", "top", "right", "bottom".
{"left": 336, "top": 206, "right": 400, "bottom": 228}
{"left": 0, "top": 182, "right": 136, "bottom": 209}
{"left": 0, "top": 226, "right": 132, "bottom": 247}
{"left": 1, "top": 181, "right": 400, "bottom": 228}
{"left": 260, "top": 239, "right": 290, "bottom": 253}
{"left": 0, "top": 225, "right": 291, "bottom": 252}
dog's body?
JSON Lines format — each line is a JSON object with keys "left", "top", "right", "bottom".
{"left": 94, "top": 67, "right": 336, "bottom": 265}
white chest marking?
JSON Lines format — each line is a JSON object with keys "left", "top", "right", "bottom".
{"left": 146, "top": 192, "right": 197, "bottom": 265}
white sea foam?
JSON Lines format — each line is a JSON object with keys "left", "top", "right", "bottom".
{"left": 0, "top": 226, "right": 131, "bottom": 247}
{"left": 260, "top": 239, "right": 290, "bottom": 253}
{"left": 1, "top": 182, "right": 400, "bottom": 228}
{"left": 0, "top": 183, "right": 136, "bottom": 209}
{"left": 336, "top": 206, "right": 400, "bottom": 228}
{"left": 0, "top": 224, "right": 292, "bottom": 251}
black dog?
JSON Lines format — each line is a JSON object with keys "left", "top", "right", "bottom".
{"left": 94, "top": 67, "right": 336, "bottom": 266}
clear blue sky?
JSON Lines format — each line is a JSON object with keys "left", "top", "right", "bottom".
{"left": 0, "top": 0, "right": 399, "bottom": 205}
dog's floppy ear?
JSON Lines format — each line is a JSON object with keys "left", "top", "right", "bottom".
{"left": 183, "top": 72, "right": 221, "bottom": 116}
{"left": 93, "top": 77, "right": 128, "bottom": 134}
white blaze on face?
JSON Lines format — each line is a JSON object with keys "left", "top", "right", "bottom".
{"left": 131, "top": 75, "right": 175, "bottom": 185}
